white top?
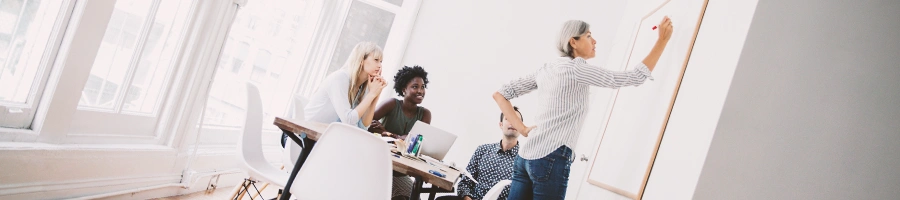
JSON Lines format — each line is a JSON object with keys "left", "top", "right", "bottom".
{"left": 304, "top": 70, "right": 368, "bottom": 128}
{"left": 498, "top": 57, "right": 654, "bottom": 159}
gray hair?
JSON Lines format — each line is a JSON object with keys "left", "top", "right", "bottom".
{"left": 557, "top": 20, "right": 590, "bottom": 58}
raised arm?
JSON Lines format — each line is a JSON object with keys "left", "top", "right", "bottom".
{"left": 575, "top": 17, "right": 673, "bottom": 89}
{"left": 494, "top": 73, "right": 537, "bottom": 136}
{"left": 641, "top": 16, "right": 674, "bottom": 71}
{"left": 573, "top": 61, "right": 654, "bottom": 89}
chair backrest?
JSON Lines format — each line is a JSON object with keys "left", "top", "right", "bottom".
{"left": 290, "top": 123, "right": 392, "bottom": 200}
{"left": 482, "top": 180, "right": 513, "bottom": 200}
{"left": 238, "top": 83, "right": 287, "bottom": 186}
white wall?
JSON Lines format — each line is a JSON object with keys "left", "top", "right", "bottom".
{"left": 404, "top": 0, "right": 762, "bottom": 199}
{"left": 399, "top": 0, "right": 627, "bottom": 175}
{"left": 639, "top": 0, "right": 758, "bottom": 199}
{"left": 566, "top": 0, "right": 759, "bottom": 199}
{"left": 694, "top": 0, "right": 900, "bottom": 199}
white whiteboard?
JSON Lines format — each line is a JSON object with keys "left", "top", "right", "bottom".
{"left": 586, "top": 0, "right": 708, "bottom": 199}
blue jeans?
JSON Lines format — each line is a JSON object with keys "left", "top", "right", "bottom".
{"left": 507, "top": 146, "right": 574, "bottom": 200}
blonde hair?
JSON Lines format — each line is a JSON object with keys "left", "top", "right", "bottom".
{"left": 344, "top": 42, "right": 384, "bottom": 105}
{"left": 557, "top": 20, "right": 590, "bottom": 58}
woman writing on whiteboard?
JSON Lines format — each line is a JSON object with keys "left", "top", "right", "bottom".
{"left": 493, "top": 17, "right": 674, "bottom": 199}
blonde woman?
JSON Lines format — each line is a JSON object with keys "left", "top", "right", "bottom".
{"left": 494, "top": 17, "right": 674, "bottom": 199}
{"left": 304, "top": 42, "right": 387, "bottom": 129}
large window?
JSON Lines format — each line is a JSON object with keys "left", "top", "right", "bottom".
{"left": 0, "top": 0, "right": 417, "bottom": 146}
{"left": 202, "top": 0, "right": 419, "bottom": 136}
{"left": 0, "top": 0, "right": 240, "bottom": 146}
{"left": 205, "top": 0, "right": 324, "bottom": 129}
{"left": 78, "top": 0, "right": 191, "bottom": 114}
{"left": 68, "top": 0, "right": 193, "bottom": 138}
{"left": 0, "top": 0, "right": 67, "bottom": 129}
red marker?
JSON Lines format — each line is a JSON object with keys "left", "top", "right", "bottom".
{"left": 652, "top": 26, "right": 657, "bottom": 30}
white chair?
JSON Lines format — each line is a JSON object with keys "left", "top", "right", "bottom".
{"left": 289, "top": 123, "right": 393, "bottom": 200}
{"left": 482, "top": 180, "right": 513, "bottom": 200}
{"left": 232, "top": 83, "right": 290, "bottom": 199}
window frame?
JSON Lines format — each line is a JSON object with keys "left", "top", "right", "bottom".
{"left": 0, "top": 0, "right": 77, "bottom": 131}
{"left": 0, "top": 0, "right": 229, "bottom": 146}
{"left": 62, "top": 0, "right": 195, "bottom": 144}
{"left": 292, "top": 0, "right": 420, "bottom": 99}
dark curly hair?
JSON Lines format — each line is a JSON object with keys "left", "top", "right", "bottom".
{"left": 393, "top": 65, "right": 429, "bottom": 96}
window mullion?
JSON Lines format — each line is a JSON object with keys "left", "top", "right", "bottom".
{"left": 24, "top": 0, "right": 76, "bottom": 109}
{"left": 114, "top": 0, "right": 163, "bottom": 113}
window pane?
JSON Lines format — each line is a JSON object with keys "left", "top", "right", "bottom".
{"left": 79, "top": 0, "right": 152, "bottom": 110}
{"left": 0, "top": 0, "right": 64, "bottom": 104}
{"left": 205, "top": 0, "right": 319, "bottom": 127}
{"left": 231, "top": 42, "right": 249, "bottom": 73}
{"left": 270, "top": 56, "right": 285, "bottom": 79}
{"left": 122, "top": 0, "right": 192, "bottom": 114}
{"left": 326, "top": 1, "right": 395, "bottom": 73}
{"left": 250, "top": 50, "right": 270, "bottom": 82}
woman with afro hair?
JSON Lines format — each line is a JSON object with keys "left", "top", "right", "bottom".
{"left": 367, "top": 65, "right": 432, "bottom": 200}
{"left": 368, "top": 65, "right": 432, "bottom": 137}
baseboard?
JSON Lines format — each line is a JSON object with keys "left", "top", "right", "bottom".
{"left": 97, "top": 172, "right": 249, "bottom": 200}
{"left": 0, "top": 174, "right": 181, "bottom": 196}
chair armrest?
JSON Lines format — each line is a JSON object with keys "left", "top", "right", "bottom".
{"left": 482, "top": 180, "right": 512, "bottom": 200}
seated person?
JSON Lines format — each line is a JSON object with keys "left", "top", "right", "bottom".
{"left": 283, "top": 42, "right": 386, "bottom": 146}
{"left": 278, "top": 41, "right": 386, "bottom": 200}
{"left": 437, "top": 107, "right": 523, "bottom": 200}
{"left": 368, "top": 65, "right": 432, "bottom": 137}
{"left": 367, "top": 65, "right": 432, "bottom": 200}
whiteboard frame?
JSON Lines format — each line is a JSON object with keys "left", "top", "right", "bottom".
{"left": 585, "top": 0, "right": 709, "bottom": 199}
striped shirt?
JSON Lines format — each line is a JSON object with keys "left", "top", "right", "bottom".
{"left": 498, "top": 57, "right": 654, "bottom": 159}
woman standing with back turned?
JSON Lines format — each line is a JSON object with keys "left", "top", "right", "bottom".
{"left": 493, "top": 17, "right": 674, "bottom": 199}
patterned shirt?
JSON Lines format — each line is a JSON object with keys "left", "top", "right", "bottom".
{"left": 458, "top": 142, "right": 518, "bottom": 200}
{"left": 498, "top": 57, "right": 653, "bottom": 159}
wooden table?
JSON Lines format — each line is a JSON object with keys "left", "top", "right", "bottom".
{"left": 274, "top": 117, "right": 460, "bottom": 200}
{"left": 274, "top": 117, "right": 328, "bottom": 140}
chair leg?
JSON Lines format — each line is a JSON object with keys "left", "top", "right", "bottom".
{"left": 236, "top": 179, "right": 256, "bottom": 200}
{"left": 230, "top": 179, "right": 250, "bottom": 200}
{"left": 251, "top": 182, "right": 269, "bottom": 199}
{"left": 248, "top": 165, "right": 281, "bottom": 199}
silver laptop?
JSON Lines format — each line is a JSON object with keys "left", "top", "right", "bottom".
{"left": 406, "top": 121, "right": 457, "bottom": 160}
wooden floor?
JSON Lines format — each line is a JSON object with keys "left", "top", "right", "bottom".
{"left": 151, "top": 183, "right": 281, "bottom": 200}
